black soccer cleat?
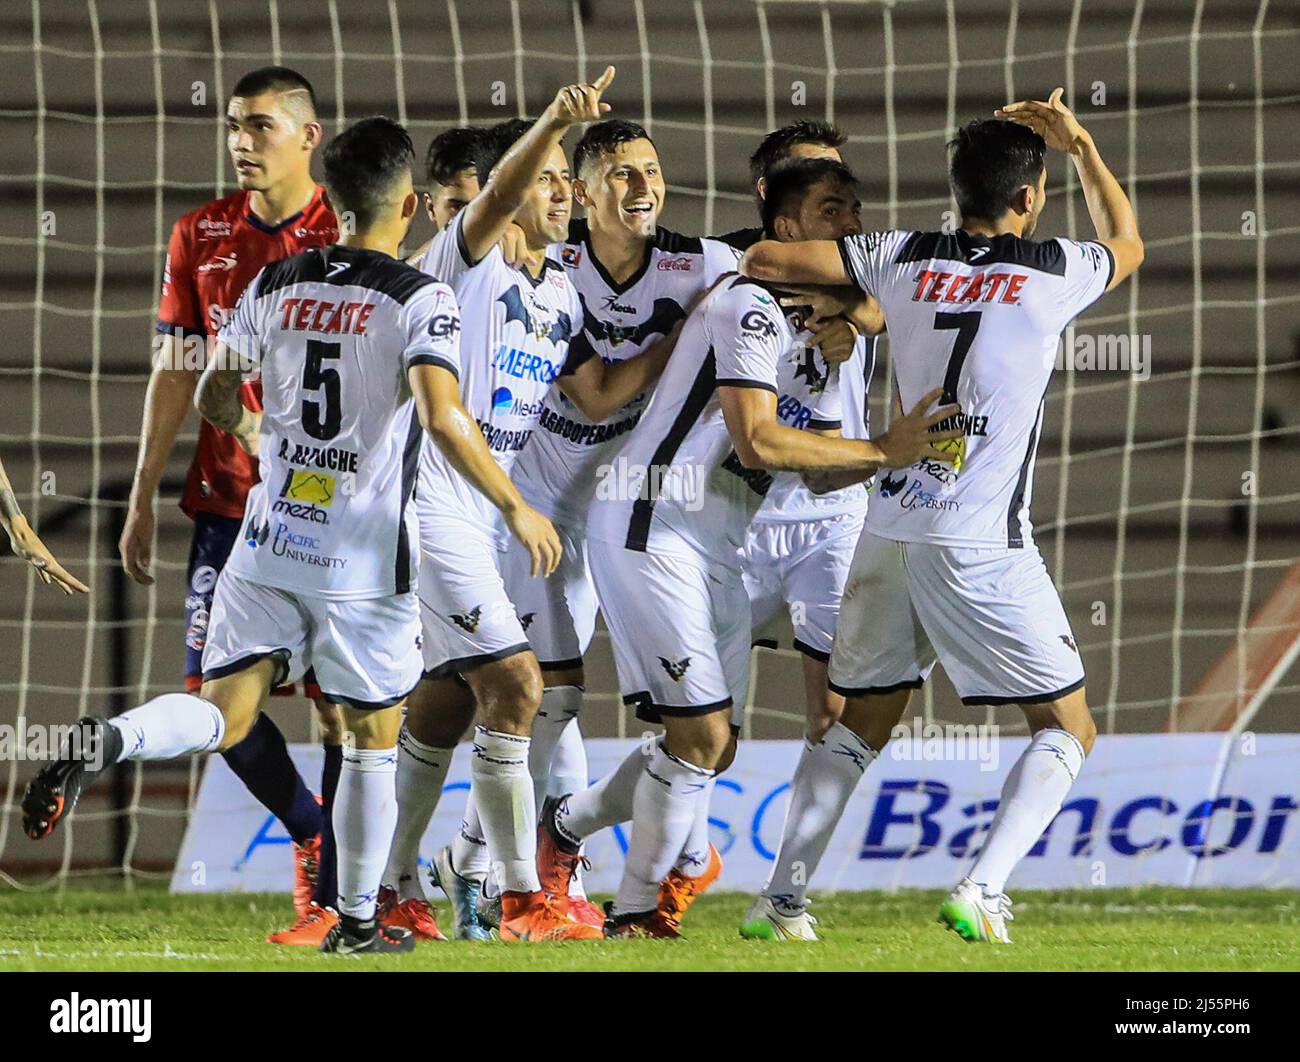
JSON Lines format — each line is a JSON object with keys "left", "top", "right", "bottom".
{"left": 320, "top": 914, "right": 416, "bottom": 955}
{"left": 601, "top": 901, "right": 680, "bottom": 940}
{"left": 21, "top": 717, "right": 122, "bottom": 841}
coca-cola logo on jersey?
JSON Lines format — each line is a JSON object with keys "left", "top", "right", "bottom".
{"left": 657, "top": 256, "right": 692, "bottom": 271}
{"left": 294, "top": 226, "right": 334, "bottom": 240}
{"left": 197, "top": 218, "right": 232, "bottom": 239}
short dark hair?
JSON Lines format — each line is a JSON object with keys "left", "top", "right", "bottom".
{"left": 230, "top": 66, "right": 317, "bottom": 114}
{"left": 760, "top": 157, "right": 858, "bottom": 237}
{"left": 475, "top": 118, "right": 534, "bottom": 181}
{"left": 322, "top": 116, "right": 415, "bottom": 228}
{"left": 947, "top": 119, "right": 1046, "bottom": 222}
{"left": 749, "top": 120, "right": 846, "bottom": 187}
{"left": 425, "top": 126, "right": 484, "bottom": 187}
{"left": 573, "top": 119, "right": 655, "bottom": 177}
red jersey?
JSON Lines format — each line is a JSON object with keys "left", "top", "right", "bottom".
{"left": 156, "top": 186, "right": 337, "bottom": 519}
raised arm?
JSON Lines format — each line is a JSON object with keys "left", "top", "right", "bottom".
{"left": 408, "top": 363, "right": 561, "bottom": 577}
{"left": 459, "top": 66, "right": 616, "bottom": 263}
{"left": 997, "top": 87, "right": 1143, "bottom": 290}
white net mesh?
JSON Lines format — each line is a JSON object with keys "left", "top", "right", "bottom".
{"left": 1, "top": 0, "right": 1298, "bottom": 889}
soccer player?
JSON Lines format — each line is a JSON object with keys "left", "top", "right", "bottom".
{"left": 738, "top": 88, "right": 1143, "bottom": 942}
{"left": 379, "top": 67, "right": 675, "bottom": 942}
{"left": 116, "top": 66, "right": 343, "bottom": 943}
{"left": 535, "top": 168, "right": 961, "bottom": 937}
{"left": 735, "top": 158, "right": 881, "bottom": 941}
{"left": 23, "top": 114, "right": 557, "bottom": 955}
{"left": 498, "top": 118, "right": 737, "bottom": 928}
{"left": 422, "top": 126, "right": 484, "bottom": 231}
{"left": 1, "top": 457, "right": 88, "bottom": 594}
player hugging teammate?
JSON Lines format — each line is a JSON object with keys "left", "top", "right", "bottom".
{"left": 25, "top": 60, "right": 1140, "bottom": 950}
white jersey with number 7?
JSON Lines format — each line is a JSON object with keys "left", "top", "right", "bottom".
{"left": 837, "top": 228, "right": 1114, "bottom": 549}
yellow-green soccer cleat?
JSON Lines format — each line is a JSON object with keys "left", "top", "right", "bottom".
{"left": 739, "top": 895, "right": 819, "bottom": 942}
{"left": 938, "top": 879, "right": 1014, "bottom": 944}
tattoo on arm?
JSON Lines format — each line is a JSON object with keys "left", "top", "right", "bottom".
{"left": 196, "top": 364, "right": 251, "bottom": 436}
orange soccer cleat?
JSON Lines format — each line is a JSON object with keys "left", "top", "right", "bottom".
{"left": 536, "top": 795, "right": 584, "bottom": 903}
{"left": 378, "top": 886, "right": 447, "bottom": 942}
{"left": 656, "top": 842, "right": 722, "bottom": 932}
{"left": 291, "top": 831, "right": 322, "bottom": 919}
{"left": 266, "top": 901, "right": 339, "bottom": 946}
{"left": 498, "top": 890, "right": 603, "bottom": 942}
{"left": 568, "top": 896, "right": 606, "bottom": 929}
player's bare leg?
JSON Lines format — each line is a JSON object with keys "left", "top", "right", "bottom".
{"left": 320, "top": 702, "right": 415, "bottom": 954}
{"left": 940, "top": 689, "right": 1095, "bottom": 945}
{"left": 22, "top": 658, "right": 278, "bottom": 841}
{"left": 741, "top": 686, "right": 903, "bottom": 941}
{"left": 802, "top": 656, "right": 845, "bottom": 743}
{"left": 379, "top": 675, "right": 473, "bottom": 940}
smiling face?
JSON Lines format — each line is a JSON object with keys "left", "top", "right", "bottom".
{"left": 575, "top": 138, "right": 665, "bottom": 242}
{"left": 424, "top": 166, "right": 479, "bottom": 230}
{"left": 509, "top": 141, "right": 572, "bottom": 249}
{"left": 226, "top": 90, "right": 319, "bottom": 192}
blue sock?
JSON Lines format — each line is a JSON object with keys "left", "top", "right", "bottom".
{"left": 313, "top": 743, "right": 343, "bottom": 908}
{"left": 221, "top": 712, "right": 322, "bottom": 844}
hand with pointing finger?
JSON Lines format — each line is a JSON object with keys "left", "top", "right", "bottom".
{"left": 546, "top": 65, "right": 616, "bottom": 129}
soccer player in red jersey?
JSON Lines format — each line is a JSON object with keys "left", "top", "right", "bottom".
{"left": 118, "top": 67, "right": 343, "bottom": 945}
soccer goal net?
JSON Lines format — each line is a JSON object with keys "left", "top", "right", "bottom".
{"left": 1, "top": 0, "right": 1297, "bottom": 892}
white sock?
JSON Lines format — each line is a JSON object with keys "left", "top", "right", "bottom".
{"left": 613, "top": 746, "right": 714, "bottom": 916}
{"left": 335, "top": 745, "right": 398, "bottom": 920}
{"left": 547, "top": 715, "right": 589, "bottom": 799}
{"left": 383, "top": 725, "right": 452, "bottom": 902}
{"left": 548, "top": 715, "right": 591, "bottom": 897}
{"left": 450, "top": 796, "right": 491, "bottom": 880}
{"left": 470, "top": 726, "right": 540, "bottom": 894}
{"left": 529, "top": 685, "right": 583, "bottom": 808}
{"left": 967, "top": 728, "right": 1086, "bottom": 896}
{"left": 763, "top": 722, "right": 877, "bottom": 910}
{"left": 556, "top": 739, "right": 645, "bottom": 843}
{"left": 672, "top": 776, "right": 716, "bottom": 877}
{"left": 109, "top": 693, "right": 225, "bottom": 761}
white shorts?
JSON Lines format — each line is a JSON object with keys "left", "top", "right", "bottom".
{"left": 742, "top": 508, "right": 864, "bottom": 660}
{"left": 417, "top": 516, "right": 531, "bottom": 679}
{"left": 500, "top": 518, "right": 598, "bottom": 671}
{"left": 828, "top": 531, "right": 1086, "bottom": 706}
{"left": 588, "top": 540, "right": 751, "bottom": 729}
{"left": 201, "top": 570, "right": 422, "bottom": 710}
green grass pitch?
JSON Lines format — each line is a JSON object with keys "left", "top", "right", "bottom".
{"left": 2, "top": 884, "right": 1297, "bottom": 971}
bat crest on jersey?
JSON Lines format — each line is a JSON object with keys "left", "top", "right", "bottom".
{"left": 498, "top": 287, "right": 572, "bottom": 346}
{"left": 576, "top": 292, "right": 684, "bottom": 348}
{"left": 451, "top": 605, "right": 483, "bottom": 633}
{"left": 877, "top": 471, "right": 907, "bottom": 498}
{"left": 792, "top": 345, "right": 827, "bottom": 393}
{"left": 659, "top": 656, "right": 691, "bottom": 682}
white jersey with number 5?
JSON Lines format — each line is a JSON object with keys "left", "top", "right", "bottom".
{"left": 838, "top": 229, "right": 1114, "bottom": 549}
{"left": 217, "top": 244, "right": 461, "bottom": 600}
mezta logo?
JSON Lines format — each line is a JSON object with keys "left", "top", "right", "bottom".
{"left": 49, "top": 994, "right": 151, "bottom": 1042}
{"left": 595, "top": 456, "right": 706, "bottom": 512}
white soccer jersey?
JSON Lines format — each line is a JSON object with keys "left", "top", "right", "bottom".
{"left": 511, "top": 221, "right": 739, "bottom": 525}
{"left": 217, "top": 244, "right": 461, "bottom": 600}
{"left": 415, "top": 210, "right": 583, "bottom": 539}
{"left": 755, "top": 332, "right": 877, "bottom": 522}
{"left": 838, "top": 229, "right": 1114, "bottom": 548}
{"left": 586, "top": 274, "right": 842, "bottom": 574}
